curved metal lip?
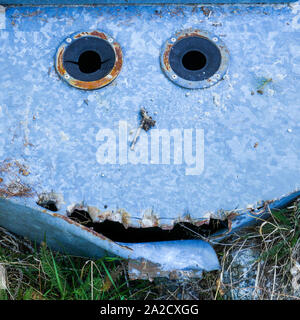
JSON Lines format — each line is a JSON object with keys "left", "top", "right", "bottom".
{"left": 160, "top": 28, "right": 230, "bottom": 89}
{"left": 55, "top": 30, "right": 123, "bottom": 90}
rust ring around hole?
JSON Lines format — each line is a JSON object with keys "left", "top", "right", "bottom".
{"left": 55, "top": 30, "right": 123, "bottom": 90}
{"left": 160, "top": 28, "right": 229, "bottom": 89}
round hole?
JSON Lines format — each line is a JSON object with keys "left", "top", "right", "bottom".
{"left": 78, "top": 51, "right": 102, "bottom": 74}
{"left": 182, "top": 50, "right": 207, "bottom": 71}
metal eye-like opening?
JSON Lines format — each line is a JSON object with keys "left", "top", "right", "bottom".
{"left": 77, "top": 50, "right": 102, "bottom": 74}
{"left": 161, "top": 29, "right": 229, "bottom": 89}
{"left": 182, "top": 50, "right": 207, "bottom": 71}
{"left": 55, "top": 31, "right": 123, "bottom": 90}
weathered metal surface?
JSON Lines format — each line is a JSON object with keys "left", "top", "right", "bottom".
{"left": 0, "top": 3, "right": 300, "bottom": 279}
{"left": 55, "top": 30, "right": 123, "bottom": 90}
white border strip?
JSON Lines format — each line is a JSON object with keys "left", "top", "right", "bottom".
{"left": 0, "top": 6, "right": 6, "bottom": 30}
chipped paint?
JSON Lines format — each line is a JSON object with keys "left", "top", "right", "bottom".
{"left": 66, "top": 202, "right": 226, "bottom": 230}
{"left": 37, "top": 191, "right": 64, "bottom": 211}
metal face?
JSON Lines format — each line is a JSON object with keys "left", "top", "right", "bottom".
{"left": 0, "top": 4, "right": 300, "bottom": 279}
{"left": 1, "top": 4, "right": 299, "bottom": 226}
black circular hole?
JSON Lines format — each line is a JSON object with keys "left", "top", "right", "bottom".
{"left": 182, "top": 50, "right": 207, "bottom": 71}
{"left": 78, "top": 50, "right": 101, "bottom": 74}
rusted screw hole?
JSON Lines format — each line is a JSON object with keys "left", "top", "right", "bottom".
{"left": 182, "top": 50, "right": 207, "bottom": 71}
{"left": 78, "top": 50, "right": 101, "bottom": 74}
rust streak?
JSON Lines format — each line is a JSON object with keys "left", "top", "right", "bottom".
{"left": 56, "top": 47, "right": 66, "bottom": 76}
{"left": 74, "top": 31, "right": 108, "bottom": 40}
{"left": 163, "top": 43, "right": 172, "bottom": 71}
{"left": 90, "top": 30, "right": 107, "bottom": 40}
{"left": 225, "top": 212, "right": 239, "bottom": 234}
{"left": 177, "top": 32, "right": 207, "bottom": 42}
{"left": 0, "top": 183, "right": 33, "bottom": 198}
{"left": 74, "top": 32, "right": 88, "bottom": 39}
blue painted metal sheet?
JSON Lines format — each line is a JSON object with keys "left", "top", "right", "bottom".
{"left": 0, "top": 3, "right": 300, "bottom": 278}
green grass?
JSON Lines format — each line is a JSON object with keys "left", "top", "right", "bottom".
{"left": 0, "top": 239, "right": 156, "bottom": 300}
{"left": 0, "top": 199, "right": 299, "bottom": 300}
{"left": 259, "top": 205, "right": 299, "bottom": 263}
{"left": 215, "top": 200, "right": 300, "bottom": 300}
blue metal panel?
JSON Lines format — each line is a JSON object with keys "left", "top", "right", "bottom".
{"left": 0, "top": 4, "right": 300, "bottom": 278}
{"left": 1, "top": 4, "right": 299, "bottom": 226}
